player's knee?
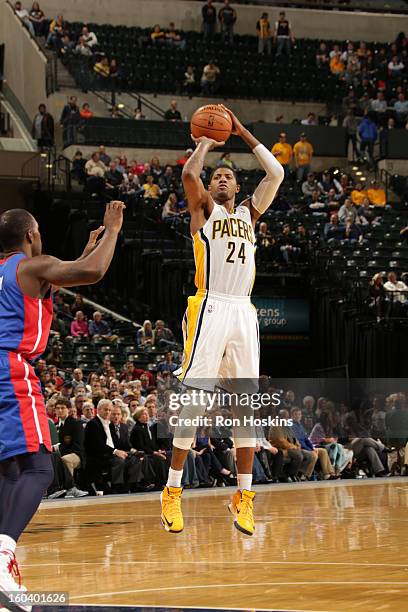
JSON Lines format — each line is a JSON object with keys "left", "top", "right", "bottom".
{"left": 233, "top": 437, "right": 257, "bottom": 449}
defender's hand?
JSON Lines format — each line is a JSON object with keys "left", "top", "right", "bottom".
{"left": 103, "top": 201, "right": 126, "bottom": 234}
{"left": 82, "top": 226, "right": 105, "bottom": 257}
{"left": 191, "top": 134, "right": 225, "bottom": 150}
{"left": 219, "top": 104, "right": 245, "bottom": 136}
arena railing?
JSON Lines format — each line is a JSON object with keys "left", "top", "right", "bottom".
{"left": 184, "top": 0, "right": 408, "bottom": 15}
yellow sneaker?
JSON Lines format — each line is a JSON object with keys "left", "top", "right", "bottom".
{"left": 228, "top": 489, "right": 255, "bottom": 536}
{"left": 160, "top": 486, "right": 184, "bottom": 533}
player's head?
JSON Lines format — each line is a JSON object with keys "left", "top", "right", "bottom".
{"left": 0, "top": 209, "right": 42, "bottom": 257}
{"left": 209, "top": 167, "right": 240, "bottom": 204}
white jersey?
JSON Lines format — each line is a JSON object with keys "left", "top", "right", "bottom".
{"left": 192, "top": 202, "right": 256, "bottom": 296}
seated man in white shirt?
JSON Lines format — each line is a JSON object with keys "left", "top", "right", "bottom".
{"left": 384, "top": 272, "right": 408, "bottom": 313}
{"left": 14, "top": 1, "right": 35, "bottom": 36}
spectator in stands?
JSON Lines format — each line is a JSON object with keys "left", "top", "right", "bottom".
{"left": 162, "top": 193, "right": 181, "bottom": 223}
{"left": 176, "top": 148, "right": 193, "bottom": 166}
{"left": 60, "top": 34, "right": 74, "bottom": 61}
{"left": 94, "top": 57, "right": 110, "bottom": 79}
{"left": 143, "top": 175, "right": 161, "bottom": 200}
{"left": 394, "top": 92, "right": 408, "bottom": 126}
{"left": 32, "top": 103, "right": 54, "bottom": 149}
{"left": 98, "top": 145, "right": 111, "bottom": 166}
{"left": 201, "top": 61, "right": 220, "bottom": 95}
{"left": 301, "top": 112, "right": 317, "bottom": 126}
{"left": 291, "top": 407, "right": 336, "bottom": 480}
{"left": 271, "top": 132, "right": 292, "bottom": 178}
{"left": 183, "top": 65, "right": 196, "bottom": 96}
{"left": 29, "top": 2, "right": 46, "bottom": 37}
{"left": 70, "top": 311, "right": 89, "bottom": 337}
{"left": 358, "top": 113, "right": 377, "bottom": 169}
{"left": 60, "top": 96, "right": 80, "bottom": 147}
{"left": 330, "top": 52, "right": 345, "bottom": 76}
{"left": 151, "top": 24, "right": 165, "bottom": 44}
{"left": 46, "top": 14, "right": 65, "bottom": 50}
{"left": 85, "top": 151, "right": 107, "bottom": 177}
{"left": 137, "top": 320, "right": 154, "bottom": 347}
{"left": 309, "top": 411, "right": 353, "bottom": 475}
{"left": 54, "top": 397, "right": 88, "bottom": 497}
{"left": 85, "top": 399, "right": 130, "bottom": 495}
{"left": 338, "top": 197, "right": 358, "bottom": 224}
{"left": 110, "top": 106, "right": 122, "bottom": 119}
{"left": 74, "top": 36, "right": 92, "bottom": 57}
{"left": 384, "top": 272, "right": 408, "bottom": 310}
{"left": 324, "top": 213, "right": 342, "bottom": 241}
{"left": 165, "top": 22, "right": 186, "bottom": 50}
{"left": 50, "top": 310, "right": 68, "bottom": 338}
{"left": 388, "top": 55, "right": 405, "bottom": 77}
{"left": 342, "top": 218, "right": 363, "bottom": 243}
{"left": 315, "top": 42, "right": 328, "bottom": 67}
{"left": 14, "top": 1, "right": 35, "bottom": 36}
{"left": 278, "top": 224, "right": 300, "bottom": 265}
{"left": 358, "top": 196, "right": 380, "bottom": 225}
{"left": 133, "top": 108, "right": 146, "bottom": 120}
{"left": 218, "top": 0, "right": 236, "bottom": 46}
{"left": 164, "top": 100, "right": 181, "bottom": 122}
{"left": 202, "top": 0, "right": 217, "bottom": 42}
{"left": 343, "top": 110, "right": 360, "bottom": 161}
{"left": 105, "top": 160, "right": 123, "bottom": 192}
{"left": 293, "top": 133, "right": 313, "bottom": 183}
{"left": 308, "top": 189, "right": 326, "bottom": 211}
{"left": 301, "top": 172, "right": 318, "bottom": 198}
{"left": 120, "top": 172, "right": 143, "bottom": 206}
{"left": 216, "top": 152, "right": 238, "bottom": 172}
{"left": 130, "top": 407, "right": 170, "bottom": 487}
{"left": 369, "top": 273, "right": 388, "bottom": 322}
{"left": 318, "top": 171, "right": 341, "bottom": 197}
{"left": 256, "top": 13, "right": 271, "bottom": 56}
{"left": 351, "top": 182, "right": 368, "bottom": 206}
{"left": 273, "top": 11, "right": 294, "bottom": 57}
{"left": 154, "top": 320, "right": 177, "bottom": 349}
{"left": 81, "top": 25, "right": 98, "bottom": 48}
{"left": 342, "top": 89, "right": 359, "bottom": 115}
{"left": 89, "top": 311, "right": 117, "bottom": 342}
{"left": 80, "top": 103, "right": 93, "bottom": 120}
{"left": 156, "top": 351, "right": 177, "bottom": 374}
{"left": 370, "top": 91, "right": 387, "bottom": 124}
{"left": 367, "top": 180, "right": 386, "bottom": 206}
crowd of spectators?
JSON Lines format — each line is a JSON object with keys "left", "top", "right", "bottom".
{"left": 39, "top": 291, "right": 408, "bottom": 499}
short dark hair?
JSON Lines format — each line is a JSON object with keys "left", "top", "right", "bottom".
{"left": 0, "top": 209, "right": 35, "bottom": 252}
{"left": 55, "top": 397, "right": 71, "bottom": 409}
{"left": 210, "top": 166, "right": 238, "bottom": 182}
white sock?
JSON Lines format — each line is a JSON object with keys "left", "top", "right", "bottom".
{"left": 167, "top": 468, "right": 183, "bottom": 488}
{"left": 237, "top": 474, "right": 252, "bottom": 492}
{"left": 0, "top": 535, "right": 16, "bottom": 555}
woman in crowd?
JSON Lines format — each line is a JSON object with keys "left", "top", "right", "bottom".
{"left": 130, "top": 407, "right": 170, "bottom": 487}
{"left": 29, "top": 1, "right": 47, "bottom": 36}
{"left": 137, "top": 320, "right": 154, "bottom": 347}
{"left": 310, "top": 411, "right": 353, "bottom": 475}
{"left": 70, "top": 310, "right": 89, "bottom": 337}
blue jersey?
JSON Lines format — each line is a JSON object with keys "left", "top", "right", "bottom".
{"left": 0, "top": 253, "right": 53, "bottom": 360}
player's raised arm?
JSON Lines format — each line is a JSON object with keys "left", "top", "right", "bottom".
{"left": 219, "top": 105, "right": 284, "bottom": 223}
{"left": 182, "top": 136, "right": 224, "bottom": 212}
{"left": 19, "top": 201, "right": 125, "bottom": 290}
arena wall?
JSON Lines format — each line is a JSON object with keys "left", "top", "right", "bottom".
{"left": 0, "top": 0, "right": 48, "bottom": 121}
{"left": 39, "top": 0, "right": 407, "bottom": 42}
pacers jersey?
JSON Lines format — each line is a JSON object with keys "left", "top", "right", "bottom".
{"left": 193, "top": 202, "right": 256, "bottom": 296}
{"left": 0, "top": 253, "right": 53, "bottom": 361}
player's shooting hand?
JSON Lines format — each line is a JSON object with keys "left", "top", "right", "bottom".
{"left": 191, "top": 134, "right": 225, "bottom": 150}
{"left": 219, "top": 104, "right": 245, "bottom": 137}
{"left": 82, "top": 226, "right": 105, "bottom": 258}
{"left": 103, "top": 200, "right": 126, "bottom": 234}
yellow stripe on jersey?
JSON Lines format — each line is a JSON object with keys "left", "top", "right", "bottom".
{"left": 177, "top": 293, "right": 207, "bottom": 381}
{"left": 193, "top": 232, "right": 206, "bottom": 291}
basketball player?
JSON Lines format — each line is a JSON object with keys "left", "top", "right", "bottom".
{"left": 160, "top": 106, "right": 284, "bottom": 536}
{"left": 0, "top": 202, "right": 125, "bottom": 612}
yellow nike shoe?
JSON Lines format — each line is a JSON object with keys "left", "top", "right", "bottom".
{"left": 160, "top": 486, "right": 184, "bottom": 533}
{"left": 228, "top": 489, "right": 256, "bottom": 536}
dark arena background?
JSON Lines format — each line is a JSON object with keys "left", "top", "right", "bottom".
{"left": 0, "top": 0, "right": 408, "bottom": 611}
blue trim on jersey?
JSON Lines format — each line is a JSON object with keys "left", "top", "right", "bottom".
{"left": 0, "top": 352, "right": 28, "bottom": 460}
{"left": 0, "top": 254, "right": 26, "bottom": 353}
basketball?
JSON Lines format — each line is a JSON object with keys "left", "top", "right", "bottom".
{"left": 190, "top": 104, "right": 233, "bottom": 143}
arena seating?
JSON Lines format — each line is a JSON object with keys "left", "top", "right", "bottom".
{"left": 63, "top": 24, "right": 405, "bottom": 103}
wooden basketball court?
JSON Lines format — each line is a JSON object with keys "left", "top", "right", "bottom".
{"left": 19, "top": 479, "right": 408, "bottom": 612}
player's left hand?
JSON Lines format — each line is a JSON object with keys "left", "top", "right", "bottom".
{"left": 219, "top": 104, "right": 245, "bottom": 137}
{"left": 82, "top": 225, "right": 105, "bottom": 258}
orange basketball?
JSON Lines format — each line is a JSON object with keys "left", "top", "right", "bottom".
{"left": 190, "top": 105, "right": 233, "bottom": 143}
